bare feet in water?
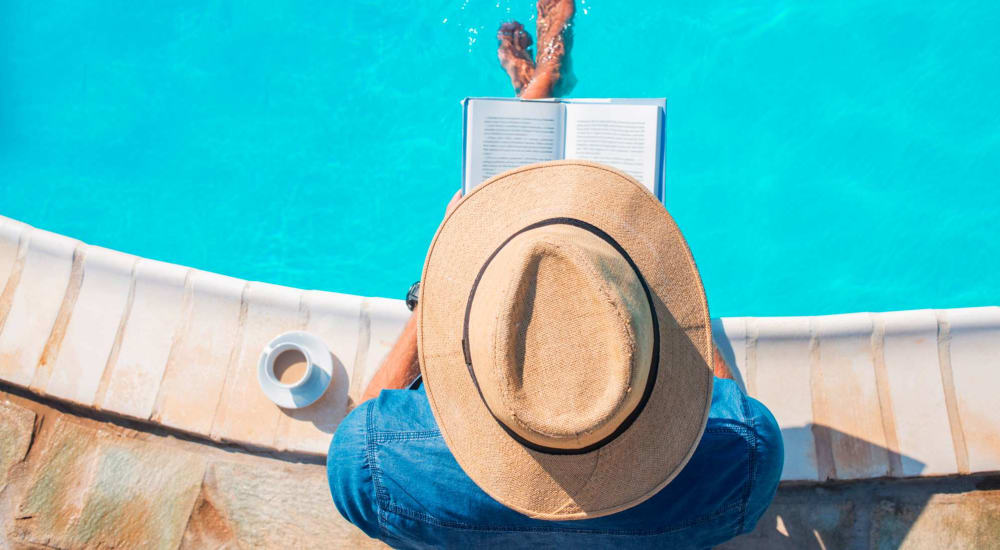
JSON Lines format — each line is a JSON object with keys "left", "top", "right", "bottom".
{"left": 497, "top": 22, "right": 535, "bottom": 94}
{"left": 497, "top": 0, "right": 574, "bottom": 99}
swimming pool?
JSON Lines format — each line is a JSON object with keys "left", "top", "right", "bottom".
{"left": 1, "top": 1, "right": 997, "bottom": 317}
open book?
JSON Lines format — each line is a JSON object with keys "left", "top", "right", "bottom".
{"left": 462, "top": 97, "right": 666, "bottom": 200}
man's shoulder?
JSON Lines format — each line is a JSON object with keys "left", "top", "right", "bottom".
{"left": 340, "top": 379, "right": 778, "bottom": 441}
{"left": 332, "top": 378, "right": 785, "bottom": 499}
{"left": 368, "top": 384, "right": 439, "bottom": 432}
{"left": 708, "top": 378, "right": 783, "bottom": 443}
{"left": 327, "top": 379, "right": 784, "bottom": 547}
{"left": 705, "top": 378, "right": 785, "bottom": 529}
{"left": 351, "top": 379, "right": 778, "bottom": 441}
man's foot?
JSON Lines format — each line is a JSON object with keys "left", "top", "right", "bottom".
{"left": 497, "top": 22, "right": 535, "bottom": 93}
{"left": 534, "top": 0, "right": 574, "bottom": 68}
{"left": 518, "top": 0, "right": 574, "bottom": 99}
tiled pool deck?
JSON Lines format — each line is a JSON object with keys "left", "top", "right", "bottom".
{"left": 1, "top": 214, "right": 998, "bottom": 547}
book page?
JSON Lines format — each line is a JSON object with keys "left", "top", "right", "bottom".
{"left": 563, "top": 103, "right": 660, "bottom": 193}
{"left": 464, "top": 99, "right": 564, "bottom": 192}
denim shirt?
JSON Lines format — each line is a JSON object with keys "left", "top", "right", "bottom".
{"left": 327, "top": 378, "right": 783, "bottom": 549}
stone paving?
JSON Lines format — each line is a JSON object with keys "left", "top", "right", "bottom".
{"left": 0, "top": 390, "right": 385, "bottom": 549}
{"left": 721, "top": 475, "right": 1000, "bottom": 549}
{"left": 2, "top": 387, "right": 999, "bottom": 548}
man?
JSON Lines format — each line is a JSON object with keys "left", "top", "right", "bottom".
{"left": 327, "top": 161, "right": 783, "bottom": 548}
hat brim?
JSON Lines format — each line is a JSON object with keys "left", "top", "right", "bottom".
{"left": 418, "top": 161, "right": 713, "bottom": 520}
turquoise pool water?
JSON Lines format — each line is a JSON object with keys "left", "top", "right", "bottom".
{"left": 1, "top": 1, "right": 997, "bottom": 317}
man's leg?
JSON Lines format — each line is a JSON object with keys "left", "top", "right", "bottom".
{"left": 497, "top": 22, "right": 536, "bottom": 94}
{"left": 519, "top": 0, "right": 574, "bottom": 99}
{"left": 497, "top": 0, "right": 575, "bottom": 99}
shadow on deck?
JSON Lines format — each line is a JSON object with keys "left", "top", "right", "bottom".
{"left": 723, "top": 424, "right": 1000, "bottom": 549}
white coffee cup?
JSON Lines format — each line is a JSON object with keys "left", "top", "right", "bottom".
{"left": 265, "top": 342, "right": 314, "bottom": 389}
{"left": 258, "top": 331, "right": 333, "bottom": 409}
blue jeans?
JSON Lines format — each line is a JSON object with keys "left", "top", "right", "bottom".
{"left": 327, "top": 377, "right": 783, "bottom": 549}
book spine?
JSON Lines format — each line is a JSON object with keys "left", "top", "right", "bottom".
{"left": 461, "top": 98, "right": 470, "bottom": 195}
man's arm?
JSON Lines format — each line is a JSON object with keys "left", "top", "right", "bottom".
{"left": 713, "top": 345, "right": 736, "bottom": 380}
{"left": 360, "top": 309, "right": 420, "bottom": 402}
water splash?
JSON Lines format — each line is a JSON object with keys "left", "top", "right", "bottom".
{"left": 467, "top": 27, "right": 479, "bottom": 52}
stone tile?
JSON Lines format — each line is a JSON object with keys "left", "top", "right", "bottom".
{"left": 946, "top": 306, "right": 1000, "bottom": 474}
{"left": 100, "top": 259, "right": 190, "bottom": 420}
{"left": 0, "top": 219, "right": 27, "bottom": 397}
{"left": 41, "top": 246, "right": 136, "bottom": 407}
{"left": 719, "top": 489, "right": 857, "bottom": 550}
{"left": 724, "top": 471, "right": 1000, "bottom": 550}
{"left": 211, "top": 282, "right": 306, "bottom": 448}
{"left": 871, "top": 489, "right": 1000, "bottom": 550}
{"left": 0, "top": 228, "right": 78, "bottom": 387}
{"left": 0, "top": 216, "right": 26, "bottom": 297}
{"left": 879, "top": 310, "right": 957, "bottom": 477}
{"left": 0, "top": 399, "right": 36, "bottom": 487}
{"left": 12, "top": 416, "right": 205, "bottom": 550}
{"left": 358, "top": 296, "right": 410, "bottom": 395}
{"left": 179, "top": 490, "right": 239, "bottom": 548}
{"left": 813, "top": 313, "right": 890, "bottom": 480}
{"left": 200, "top": 460, "right": 383, "bottom": 549}
{"left": 274, "top": 290, "right": 360, "bottom": 455}
{"left": 750, "top": 317, "right": 818, "bottom": 482}
{"left": 153, "top": 271, "right": 245, "bottom": 436}
{"left": 712, "top": 316, "right": 750, "bottom": 393}
{"left": 303, "top": 290, "right": 362, "bottom": 375}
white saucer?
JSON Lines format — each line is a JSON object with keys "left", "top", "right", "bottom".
{"left": 258, "top": 331, "right": 333, "bottom": 409}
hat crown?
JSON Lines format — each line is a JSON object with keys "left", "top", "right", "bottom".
{"left": 467, "top": 225, "right": 654, "bottom": 451}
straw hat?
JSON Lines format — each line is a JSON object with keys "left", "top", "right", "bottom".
{"left": 418, "top": 160, "right": 713, "bottom": 520}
